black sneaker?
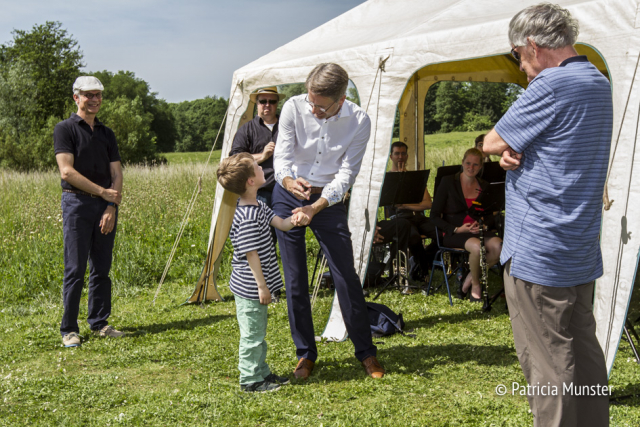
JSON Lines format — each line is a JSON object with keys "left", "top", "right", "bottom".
{"left": 271, "top": 289, "right": 281, "bottom": 303}
{"left": 264, "top": 373, "right": 290, "bottom": 385}
{"left": 241, "top": 380, "right": 281, "bottom": 393}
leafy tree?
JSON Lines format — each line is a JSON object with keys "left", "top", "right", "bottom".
{"left": 99, "top": 96, "right": 163, "bottom": 165}
{"left": 0, "top": 21, "right": 82, "bottom": 125}
{"left": 171, "top": 96, "right": 228, "bottom": 152}
{"left": 347, "top": 87, "right": 360, "bottom": 105}
{"left": 92, "top": 70, "right": 178, "bottom": 152}
{"left": 434, "top": 82, "right": 465, "bottom": 133}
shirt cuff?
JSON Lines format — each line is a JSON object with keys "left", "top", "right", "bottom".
{"left": 275, "top": 167, "right": 295, "bottom": 187}
{"left": 321, "top": 183, "right": 343, "bottom": 207}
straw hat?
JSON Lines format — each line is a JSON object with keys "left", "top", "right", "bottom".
{"left": 249, "top": 86, "right": 286, "bottom": 103}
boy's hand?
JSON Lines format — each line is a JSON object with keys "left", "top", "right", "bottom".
{"left": 258, "top": 286, "right": 272, "bottom": 305}
{"left": 291, "top": 211, "right": 307, "bottom": 226}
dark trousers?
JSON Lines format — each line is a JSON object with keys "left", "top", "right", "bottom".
{"left": 60, "top": 192, "right": 117, "bottom": 336}
{"left": 272, "top": 184, "right": 376, "bottom": 362}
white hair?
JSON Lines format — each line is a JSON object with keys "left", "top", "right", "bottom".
{"left": 509, "top": 3, "right": 579, "bottom": 49}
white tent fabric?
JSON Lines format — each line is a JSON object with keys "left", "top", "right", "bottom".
{"left": 201, "top": 0, "right": 640, "bottom": 372}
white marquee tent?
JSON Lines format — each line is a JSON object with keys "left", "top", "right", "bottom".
{"left": 190, "top": 0, "right": 640, "bottom": 374}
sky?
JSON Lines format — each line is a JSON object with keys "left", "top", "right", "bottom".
{"left": 0, "top": 0, "right": 367, "bottom": 103}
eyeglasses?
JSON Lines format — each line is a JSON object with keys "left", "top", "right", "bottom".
{"left": 510, "top": 47, "right": 521, "bottom": 64}
{"left": 258, "top": 99, "right": 278, "bottom": 105}
{"left": 81, "top": 92, "right": 102, "bottom": 100}
{"left": 305, "top": 95, "right": 336, "bottom": 114}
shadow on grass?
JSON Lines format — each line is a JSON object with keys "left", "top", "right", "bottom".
{"left": 402, "top": 308, "right": 508, "bottom": 332}
{"left": 122, "top": 314, "right": 232, "bottom": 335}
{"left": 308, "top": 342, "right": 518, "bottom": 384}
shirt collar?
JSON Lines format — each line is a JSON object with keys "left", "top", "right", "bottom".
{"left": 71, "top": 112, "right": 103, "bottom": 127}
{"left": 559, "top": 55, "right": 589, "bottom": 67}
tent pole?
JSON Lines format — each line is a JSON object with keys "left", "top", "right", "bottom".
{"left": 414, "top": 75, "right": 419, "bottom": 170}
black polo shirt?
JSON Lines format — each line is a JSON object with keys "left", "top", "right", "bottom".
{"left": 230, "top": 115, "right": 279, "bottom": 191}
{"left": 53, "top": 113, "right": 121, "bottom": 191}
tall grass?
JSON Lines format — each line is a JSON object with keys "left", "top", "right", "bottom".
{"left": 0, "top": 163, "right": 217, "bottom": 305}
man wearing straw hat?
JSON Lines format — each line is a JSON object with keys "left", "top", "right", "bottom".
{"left": 230, "top": 86, "right": 286, "bottom": 209}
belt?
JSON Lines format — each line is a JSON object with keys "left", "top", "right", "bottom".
{"left": 63, "top": 188, "right": 99, "bottom": 198}
{"left": 310, "top": 186, "right": 324, "bottom": 195}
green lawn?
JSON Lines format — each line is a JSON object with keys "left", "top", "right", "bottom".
{"left": 163, "top": 151, "right": 220, "bottom": 165}
{"left": 1, "top": 143, "right": 639, "bottom": 426}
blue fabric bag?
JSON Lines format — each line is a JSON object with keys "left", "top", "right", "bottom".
{"left": 366, "top": 302, "right": 405, "bottom": 337}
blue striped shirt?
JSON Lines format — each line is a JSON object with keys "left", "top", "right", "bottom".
{"left": 229, "top": 200, "right": 283, "bottom": 299}
{"left": 495, "top": 57, "right": 613, "bottom": 287}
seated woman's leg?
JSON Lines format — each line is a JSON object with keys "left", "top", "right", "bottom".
{"left": 485, "top": 236, "right": 503, "bottom": 268}
{"left": 463, "top": 237, "right": 482, "bottom": 299}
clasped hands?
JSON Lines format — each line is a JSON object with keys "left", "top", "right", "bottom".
{"left": 283, "top": 176, "right": 315, "bottom": 227}
{"left": 456, "top": 222, "right": 488, "bottom": 234}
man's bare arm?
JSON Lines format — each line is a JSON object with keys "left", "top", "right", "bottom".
{"left": 55, "top": 153, "right": 121, "bottom": 203}
{"left": 482, "top": 129, "right": 522, "bottom": 171}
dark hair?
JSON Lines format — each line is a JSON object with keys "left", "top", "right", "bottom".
{"left": 474, "top": 134, "right": 485, "bottom": 147}
{"left": 391, "top": 141, "right": 408, "bottom": 152}
{"left": 216, "top": 153, "right": 255, "bottom": 195}
{"left": 305, "top": 63, "right": 349, "bottom": 100}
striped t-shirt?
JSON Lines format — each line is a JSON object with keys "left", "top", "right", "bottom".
{"left": 494, "top": 56, "right": 613, "bottom": 287}
{"left": 229, "top": 200, "right": 283, "bottom": 299}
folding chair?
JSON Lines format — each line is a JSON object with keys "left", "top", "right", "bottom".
{"left": 424, "top": 227, "right": 468, "bottom": 306}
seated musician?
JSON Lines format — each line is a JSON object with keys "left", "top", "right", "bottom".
{"left": 474, "top": 134, "right": 492, "bottom": 163}
{"left": 374, "top": 141, "right": 436, "bottom": 280}
{"left": 429, "top": 148, "right": 502, "bottom": 302}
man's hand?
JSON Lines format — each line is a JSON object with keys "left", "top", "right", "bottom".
{"left": 499, "top": 148, "right": 523, "bottom": 171}
{"left": 258, "top": 285, "right": 272, "bottom": 305}
{"left": 101, "top": 188, "right": 122, "bottom": 205}
{"left": 397, "top": 161, "right": 406, "bottom": 172}
{"left": 291, "top": 205, "right": 314, "bottom": 226}
{"left": 261, "top": 142, "right": 276, "bottom": 162}
{"left": 373, "top": 226, "right": 385, "bottom": 244}
{"left": 284, "top": 176, "right": 311, "bottom": 200}
{"left": 99, "top": 206, "right": 117, "bottom": 234}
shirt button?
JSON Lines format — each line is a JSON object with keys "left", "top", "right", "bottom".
{"left": 319, "top": 152, "right": 322, "bottom": 154}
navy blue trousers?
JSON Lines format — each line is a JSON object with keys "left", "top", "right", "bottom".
{"left": 60, "top": 192, "right": 117, "bottom": 336}
{"left": 272, "top": 183, "right": 376, "bottom": 362}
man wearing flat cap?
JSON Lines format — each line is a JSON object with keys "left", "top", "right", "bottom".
{"left": 230, "top": 86, "right": 286, "bottom": 209}
{"left": 54, "top": 76, "right": 124, "bottom": 347}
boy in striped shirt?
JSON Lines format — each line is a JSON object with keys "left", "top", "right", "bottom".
{"left": 217, "top": 152, "right": 303, "bottom": 393}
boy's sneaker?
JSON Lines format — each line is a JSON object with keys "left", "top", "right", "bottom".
{"left": 94, "top": 325, "right": 125, "bottom": 338}
{"left": 241, "top": 380, "right": 281, "bottom": 393}
{"left": 264, "top": 373, "right": 290, "bottom": 385}
{"left": 62, "top": 332, "right": 81, "bottom": 347}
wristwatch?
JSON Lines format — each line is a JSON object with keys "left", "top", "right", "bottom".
{"left": 107, "top": 202, "right": 116, "bottom": 207}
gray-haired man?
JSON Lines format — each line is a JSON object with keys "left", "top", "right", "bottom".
{"left": 484, "top": 4, "right": 612, "bottom": 426}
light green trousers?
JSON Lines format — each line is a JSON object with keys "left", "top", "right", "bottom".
{"left": 235, "top": 295, "right": 271, "bottom": 385}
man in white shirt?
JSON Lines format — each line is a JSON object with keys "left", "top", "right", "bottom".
{"left": 273, "top": 63, "right": 384, "bottom": 380}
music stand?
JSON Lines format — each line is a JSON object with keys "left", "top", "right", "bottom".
{"left": 373, "top": 170, "right": 429, "bottom": 299}
{"left": 467, "top": 179, "right": 505, "bottom": 312}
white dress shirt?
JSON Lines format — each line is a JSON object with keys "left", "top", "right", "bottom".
{"left": 274, "top": 94, "right": 371, "bottom": 206}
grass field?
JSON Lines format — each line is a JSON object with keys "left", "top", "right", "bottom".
{"left": 1, "top": 132, "right": 640, "bottom": 426}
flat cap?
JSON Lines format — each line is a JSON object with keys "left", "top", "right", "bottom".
{"left": 73, "top": 76, "right": 104, "bottom": 92}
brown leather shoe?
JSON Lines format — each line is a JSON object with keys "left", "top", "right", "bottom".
{"left": 362, "top": 356, "right": 385, "bottom": 378}
{"left": 293, "top": 358, "right": 315, "bottom": 380}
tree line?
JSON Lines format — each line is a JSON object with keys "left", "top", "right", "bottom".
{"left": 0, "top": 22, "right": 229, "bottom": 171}
{"left": 0, "top": 22, "right": 521, "bottom": 171}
